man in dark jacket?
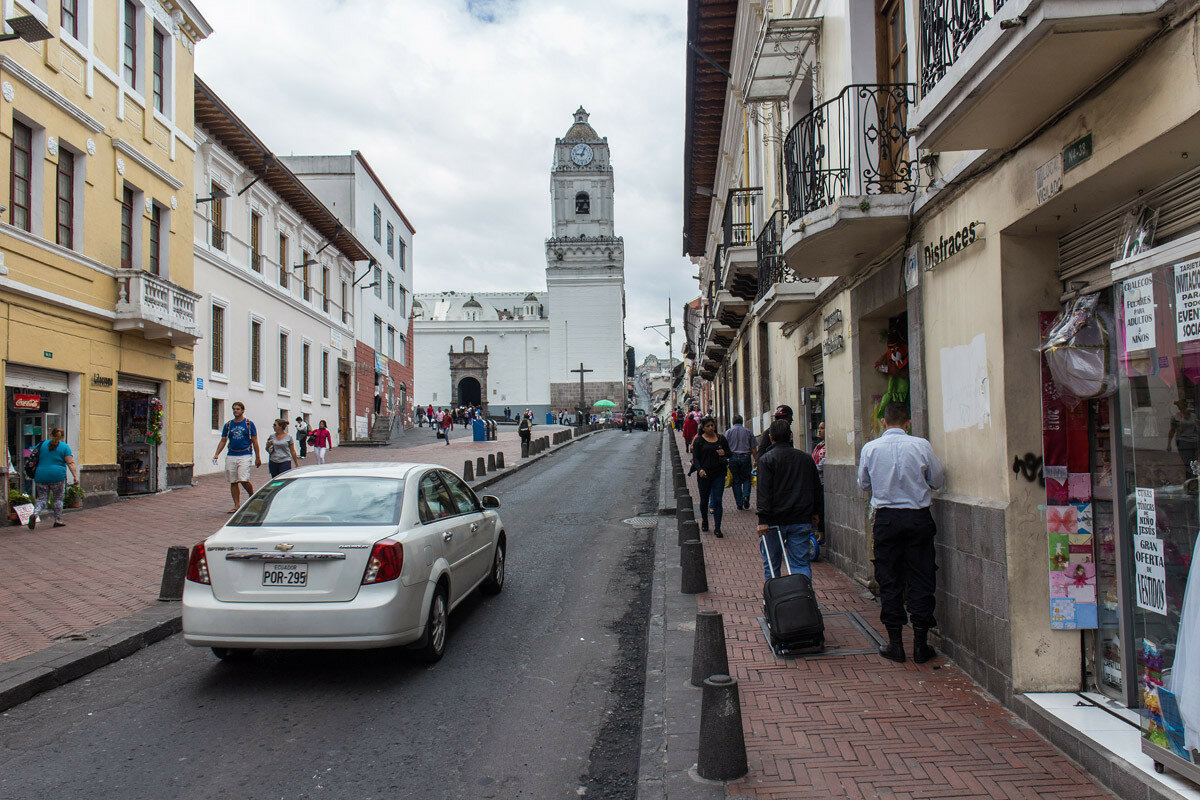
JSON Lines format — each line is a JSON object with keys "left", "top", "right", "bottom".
{"left": 757, "top": 405, "right": 794, "bottom": 459}
{"left": 756, "top": 419, "right": 824, "bottom": 580}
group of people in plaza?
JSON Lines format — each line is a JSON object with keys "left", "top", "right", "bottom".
{"left": 212, "top": 403, "right": 331, "bottom": 513}
{"left": 681, "top": 399, "right": 945, "bottom": 664}
{"left": 416, "top": 404, "right": 483, "bottom": 430}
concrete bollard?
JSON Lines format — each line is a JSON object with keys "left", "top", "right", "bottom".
{"left": 691, "top": 610, "right": 730, "bottom": 687}
{"left": 487, "top": 453, "right": 496, "bottom": 472}
{"left": 464, "top": 460, "right": 474, "bottom": 481}
{"left": 476, "top": 457, "right": 486, "bottom": 477}
{"left": 676, "top": 506, "right": 694, "bottom": 528}
{"left": 521, "top": 440, "right": 530, "bottom": 458}
{"left": 157, "top": 545, "right": 190, "bottom": 601}
{"left": 679, "top": 518, "right": 699, "bottom": 547}
{"left": 676, "top": 493, "right": 694, "bottom": 512}
{"left": 681, "top": 539, "right": 708, "bottom": 594}
{"left": 497, "top": 452, "right": 505, "bottom": 469}
{"left": 697, "top": 674, "right": 748, "bottom": 781}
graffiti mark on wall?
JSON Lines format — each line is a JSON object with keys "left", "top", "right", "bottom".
{"left": 1012, "top": 453, "right": 1045, "bottom": 486}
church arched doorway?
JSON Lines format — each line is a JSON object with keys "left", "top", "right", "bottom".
{"left": 457, "top": 377, "right": 482, "bottom": 407}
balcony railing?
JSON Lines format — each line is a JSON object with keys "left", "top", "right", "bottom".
{"left": 114, "top": 269, "right": 201, "bottom": 344}
{"left": 756, "top": 209, "right": 818, "bottom": 301}
{"left": 723, "top": 187, "right": 762, "bottom": 249}
{"left": 783, "top": 83, "right": 918, "bottom": 219}
{"left": 919, "top": 0, "right": 1007, "bottom": 96}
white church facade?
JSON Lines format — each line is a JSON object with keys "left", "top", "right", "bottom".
{"left": 413, "top": 108, "right": 626, "bottom": 418}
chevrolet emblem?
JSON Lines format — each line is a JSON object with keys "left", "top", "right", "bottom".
{"left": 275, "top": 543, "right": 294, "bottom": 552}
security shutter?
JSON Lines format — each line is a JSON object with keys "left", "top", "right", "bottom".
{"left": 810, "top": 352, "right": 824, "bottom": 385}
{"left": 4, "top": 363, "right": 69, "bottom": 393}
{"left": 117, "top": 375, "right": 159, "bottom": 394}
{"left": 1059, "top": 164, "right": 1200, "bottom": 285}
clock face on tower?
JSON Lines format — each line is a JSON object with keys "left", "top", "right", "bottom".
{"left": 570, "top": 143, "right": 593, "bottom": 166}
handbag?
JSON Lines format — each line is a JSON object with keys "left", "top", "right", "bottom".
{"left": 23, "top": 441, "right": 42, "bottom": 481}
{"left": 307, "top": 433, "right": 317, "bottom": 446}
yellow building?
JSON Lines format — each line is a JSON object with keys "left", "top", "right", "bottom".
{"left": 2, "top": 0, "right": 211, "bottom": 507}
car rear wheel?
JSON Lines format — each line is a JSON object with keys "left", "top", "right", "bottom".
{"left": 211, "top": 647, "right": 254, "bottom": 662}
{"left": 416, "top": 585, "right": 448, "bottom": 664}
{"left": 481, "top": 537, "right": 506, "bottom": 595}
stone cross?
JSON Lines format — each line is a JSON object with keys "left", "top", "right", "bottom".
{"left": 571, "top": 362, "right": 592, "bottom": 415}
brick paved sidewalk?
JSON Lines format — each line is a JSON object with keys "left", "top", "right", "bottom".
{"left": 0, "top": 426, "right": 567, "bottom": 667}
{"left": 674, "top": 432, "right": 1112, "bottom": 799}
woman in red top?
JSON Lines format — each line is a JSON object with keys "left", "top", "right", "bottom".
{"left": 682, "top": 413, "right": 699, "bottom": 450}
{"left": 311, "top": 420, "right": 333, "bottom": 465}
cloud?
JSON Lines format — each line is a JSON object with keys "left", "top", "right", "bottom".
{"left": 195, "top": 0, "right": 698, "bottom": 361}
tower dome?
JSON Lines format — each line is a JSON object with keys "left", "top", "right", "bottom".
{"left": 524, "top": 293, "right": 539, "bottom": 302}
{"left": 563, "top": 106, "right": 598, "bottom": 141}
{"left": 463, "top": 296, "right": 482, "bottom": 309}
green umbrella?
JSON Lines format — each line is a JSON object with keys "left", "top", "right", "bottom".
{"left": 593, "top": 399, "right": 617, "bottom": 408}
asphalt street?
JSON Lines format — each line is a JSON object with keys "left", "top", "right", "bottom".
{"left": 0, "top": 430, "right": 660, "bottom": 800}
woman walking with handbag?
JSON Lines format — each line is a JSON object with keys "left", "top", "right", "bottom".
{"left": 691, "top": 416, "right": 730, "bottom": 538}
{"left": 265, "top": 419, "right": 300, "bottom": 477}
{"left": 312, "top": 420, "right": 332, "bottom": 464}
{"left": 29, "top": 427, "right": 79, "bottom": 530}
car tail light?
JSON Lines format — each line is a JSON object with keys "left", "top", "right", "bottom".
{"left": 362, "top": 539, "right": 403, "bottom": 584}
{"left": 186, "top": 542, "right": 211, "bottom": 584}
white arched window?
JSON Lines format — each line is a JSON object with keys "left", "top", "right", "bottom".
{"left": 463, "top": 336, "right": 475, "bottom": 353}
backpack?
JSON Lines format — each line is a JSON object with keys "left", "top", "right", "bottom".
{"left": 23, "top": 441, "right": 42, "bottom": 481}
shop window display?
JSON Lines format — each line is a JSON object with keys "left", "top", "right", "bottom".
{"left": 1116, "top": 254, "right": 1200, "bottom": 781}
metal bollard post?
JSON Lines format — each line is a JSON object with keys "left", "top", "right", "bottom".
{"left": 487, "top": 453, "right": 496, "bottom": 472}
{"left": 497, "top": 452, "right": 505, "bottom": 469}
{"left": 697, "top": 675, "right": 748, "bottom": 781}
{"left": 157, "top": 545, "right": 190, "bottom": 601}
{"left": 680, "top": 538, "right": 708, "bottom": 594}
{"left": 691, "top": 610, "right": 730, "bottom": 687}
{"left": 476, "top": 456, "right": 486, "bottom": 477}
{"left": 463, "top": 460, "right": 474, "bottom": 481}
{"left": 678, "top": 518, "right": 699, "bottom": 547}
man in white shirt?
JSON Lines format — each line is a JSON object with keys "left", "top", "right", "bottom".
{"left": 858, "top": 402, "right": 945, "bottom": 665}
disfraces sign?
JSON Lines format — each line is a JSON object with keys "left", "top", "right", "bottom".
{"left": 1175, "top": 258, "right": 1200, "bottom": 343}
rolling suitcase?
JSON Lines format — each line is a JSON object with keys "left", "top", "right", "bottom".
{"left": 762, "top": 528, "right": 824, "bottom": 653}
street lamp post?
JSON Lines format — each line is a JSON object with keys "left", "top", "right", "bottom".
{"left": 643, "top": 297, "right": 675, "bottom": 415}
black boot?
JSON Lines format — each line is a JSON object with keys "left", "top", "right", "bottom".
{"left": 913, "top": 628, "right": 937, "bottom": 664}
{"left": 879, "top": 627, "right": 906, "bottom": 663}
{"left": 701, "top": 518, "right": 709, "bottom": 532}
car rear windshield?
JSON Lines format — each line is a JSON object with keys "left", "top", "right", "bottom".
{"left": 229, "top": 476, "right": 403, "bottom": 527}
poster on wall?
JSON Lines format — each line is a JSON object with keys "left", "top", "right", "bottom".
{"left": 1040, "top": 311, "right": 1099, "bottom": 630}
{"left": 1174, "top": 258, "right": 1200, "bottom": 344}
{"left": 1133, "top": 489, "right": 1168, "bottom": 615}
{"left": 1123, "top": 274, "right": 1157, "bottom": 352}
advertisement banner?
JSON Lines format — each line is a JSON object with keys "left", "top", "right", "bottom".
{"left": 1133, "top": 488, "right": 1168, "bottom": 615}
{"left": 1123, "top": 274, "right": 1156, "bottom": 352}
{"left": 1173, "top": 258, "right": 1200, "bottom": 344}
{"left": 12, "top": 393, "right": 41, "bottom": 410}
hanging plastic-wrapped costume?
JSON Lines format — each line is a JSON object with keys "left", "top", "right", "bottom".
{"left": 1171, "top": 533, "right": 1200, "bottom": 755}
{"left": 1040, "top": 294, "right": 1118, "bottom": 399}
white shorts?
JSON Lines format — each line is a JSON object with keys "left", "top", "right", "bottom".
{"left": 225, "top": 453, "right": 254, "bottom": 483}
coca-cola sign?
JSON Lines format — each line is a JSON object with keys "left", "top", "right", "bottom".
{"left": 12, "top": 393, "right": 41, "bottom": 410}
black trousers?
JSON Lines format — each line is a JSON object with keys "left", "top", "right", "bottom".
{"left": 872, "top": 507, "right": 937, "bottom": 630}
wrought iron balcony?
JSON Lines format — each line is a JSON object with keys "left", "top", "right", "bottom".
{"left": 114, "top": 269, "right": 202, "bottom": 345}
{"left": 723, "top": 187, "right": 761, "bottom": 249}
{"left": 919, "top": 0, "right": 1006, "bottom": 96}
{"left": 758, "top": 210, "right": 817, "bottom": 300}
{"left": 783, "top": 83, "right": 917, "bottom": 219}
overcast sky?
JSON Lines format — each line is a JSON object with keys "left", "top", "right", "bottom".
{"left": 193, "top": 0, "right": 698, "bottom": 363}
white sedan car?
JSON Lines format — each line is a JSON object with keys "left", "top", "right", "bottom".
{"left": 182, "top": 462, "right": 506, "bottom": 663}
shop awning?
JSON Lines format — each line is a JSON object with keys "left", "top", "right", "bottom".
{"left": 741, "top": 17, "right": 821, "bottom": 103}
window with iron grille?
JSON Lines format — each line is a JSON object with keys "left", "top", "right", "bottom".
{"left": 211, "top": 398, "right": 222, "bottom": 431}
{"left": 61, "top": 0, "right": 79, "bottom": 38}
{"left": 121, "top": 186, "right": 135, "bottom": 268}
{"left": 322, "top": 350, "right": 330, "bottom": 399}
{"left": 250, "top": 320, "right": 262, "bottom": 383}
{"left": 250, "top": 211, "right": 262, "bottom": 272}
{"left": 302, "top": 250, "right": 312, "bottom": 302}
{"left": 341, "top": 281, "right": 350, "bottom": 324}
{"left": 302, "top": 342, "right": 311, "bottom": 395}
{"left": 123, "top": 1, "right": 138, "bottom": 88}
{"left": 398, "top": 239, "right": 406, "bottom": 271}
{"left": 278, "top": 234, "right": 289, "bottom": 287}
{"left": 9, "top": 120, "right": 32, "bottom": 232}
{"left": 211, "top": 304, "right": 225, "bottom": 374}
{"left": 387, "top": 221, "right": 395, "bottom": 257}
{"left": 387, "top": 275, "right": 395, "bottom": 309}
{"left": 279, "top": 331, "right": 289, "bottom": 388}
{"left": 373, "top": 205, "right": 382, "bottom": 243}
{"left": 322, "top": 267, "right": 330, "bottom": 313}
{"left": 374, "top": 317, "right": 383, "bottom": 351}
{"left": 373, "top": 265, "right": 382, "bottom": 298}
{"left": 387, "top": 326, "right": 395, "bottom": 359}
{"left": 56, "top": 149, "right": 75, "bottom": 248}
{"left": 210, "top": 182, "right": 224, "bottom": 249}
{"left": 148, "top": 203, "right": 162, "bottom": 275}
{"left": 152, "top": 27, "right": 165, "bottom": 113}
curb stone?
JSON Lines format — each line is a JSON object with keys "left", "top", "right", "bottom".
{"left": 0, "top": 427, "right": 608, "bottom": 714}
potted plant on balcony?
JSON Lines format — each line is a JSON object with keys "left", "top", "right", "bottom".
{"left": 64, "top": 483, "right": 85, "bottom": 509}
{"left": 8, "top": 488, "right": 32, "bottom": 525}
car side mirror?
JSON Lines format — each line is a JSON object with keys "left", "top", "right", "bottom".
{"left": 481, "top": 495, "right": 501, "bottom": 509}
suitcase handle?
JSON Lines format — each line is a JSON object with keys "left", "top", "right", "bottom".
{"left": 763, "top": 527, "right": 792, "bottom": 579}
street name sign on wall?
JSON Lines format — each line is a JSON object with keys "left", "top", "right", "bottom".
{"left": 1036, "top": 154, "right": 1063, "bottom": 205}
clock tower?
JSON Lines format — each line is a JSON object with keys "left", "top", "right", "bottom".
{"left": 546, "top": 107, "right": 627, "bottom": 414}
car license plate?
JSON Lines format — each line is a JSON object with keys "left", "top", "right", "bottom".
{"left": 262, "top": 562, "right": 308, "bottom": 587}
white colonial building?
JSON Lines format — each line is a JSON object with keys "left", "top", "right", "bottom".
{"left": 191, "top": 78, "right": 370, "bottom": 474}
{"left": 413, "top": 108, "right": 626, "bottom": 418}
